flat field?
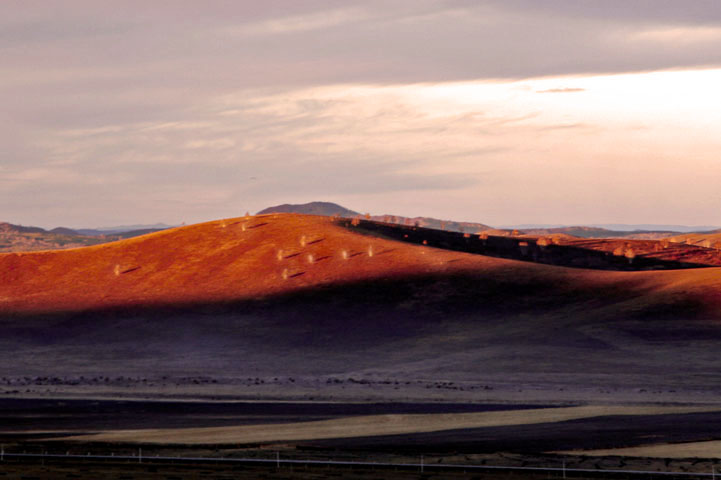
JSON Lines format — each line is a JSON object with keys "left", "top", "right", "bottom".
{"left": 56, "top": 404, "right": 721, "bottom": 444}
{"left": 4, "top": 398, "right": 721, "bottom": 478}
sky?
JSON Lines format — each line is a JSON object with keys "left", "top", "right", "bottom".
{"left": 2, "top": 1, "right": 721, "bottom": 229}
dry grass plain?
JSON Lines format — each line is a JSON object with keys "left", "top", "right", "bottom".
{"left": 561, "top": 440, "right": 721, "bottom": 459}
{"left": 60, "top": 405, "right": 721, "bottom": 444}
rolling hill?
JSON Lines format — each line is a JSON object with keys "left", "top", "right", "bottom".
{"left": 669, "top": 230, "right": 721, "bottom": 248}
{"left": 5, "top": 213, "right": 717, "bottom": 315}
{"left": 3, "top": 213, "right": 721, "bottom": 403}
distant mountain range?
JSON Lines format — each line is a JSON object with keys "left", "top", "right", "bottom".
{"left": 0, "top": 222, "right": 170, "bottom": 253}
{"left": 504, "top": 224, "right": 721, "bottom": 234}
{"left": 76, "top": 223, "right": 175, "bottom": 236}
{"left": 517, "top": 226, "right": 678, "bottom": 240}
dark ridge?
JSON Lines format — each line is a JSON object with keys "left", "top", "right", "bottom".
{"left": 74, "top": 228, "right": 107, "bottom": 236}
{"left": 373, "top": 215, "right": 493, "bottom": 234}
{"left": 48, "top": 227, "right": 79, "bottom": 235}
{"left": 114, "top": 228, "right": 167, "bottom": 239}
{"left": 342, "top": 218, "right": 712, "bottom": 271}
{"left": 0, "top": 222, "right": 47, "bottom": 234}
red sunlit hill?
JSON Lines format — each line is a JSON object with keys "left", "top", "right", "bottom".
{"left": 3, "top": 213, "right": 721, "bottom": 403}
{"left": 0, "top": 213, "right": 499, "bottom": 314}
{"left": 3, "top": 212, "right": 721, "bottom": 315}
{"left": 669, "top": 231, "right": 721, "bottom": 249}
{"left": 1, "top": 213, "right": 568, "bottom": 314}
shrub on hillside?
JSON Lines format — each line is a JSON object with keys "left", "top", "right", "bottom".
{"left": 625, "top": 248, "right": 636, "bottom": 264}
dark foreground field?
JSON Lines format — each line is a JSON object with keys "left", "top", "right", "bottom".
{"left": 0, "top": 398, "right": 543, "bottom": 437}
{"left": 4, "top": 399, "right": 721, "bottom": 479}
{"left": 0, "top": 457, "right": 623, "bottom": 480}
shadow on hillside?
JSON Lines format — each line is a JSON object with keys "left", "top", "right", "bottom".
{"left": 1, "top": 266, "right": 719, "bottom": 384}
{"left": 340, "top": 219, "right": 711, "bottom": 271}
{"left": 2, "top": 265, "right": 710, "bottom": 339}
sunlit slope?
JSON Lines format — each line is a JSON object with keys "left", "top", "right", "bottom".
{"left": 670, "top": 231, "right": 721, "bottom": 248}
{"left": 4, "top": 214, "right": 721, "bottom": 400}
{"left": 0, "top": 213, "right": 569, "bottom": 314}
{"left": 1, "top": 213, "right": 721, "bottom": 317}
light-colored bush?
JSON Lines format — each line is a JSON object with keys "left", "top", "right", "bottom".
{"left": 625, "top": 248, "right": 636, "bottom": 264}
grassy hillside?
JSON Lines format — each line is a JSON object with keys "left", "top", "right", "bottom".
{"left": 669, "top": 230, "right": 721, "bottom": 248}
{"left": 2, "top": 214, "right": 721, "bottom": 403}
